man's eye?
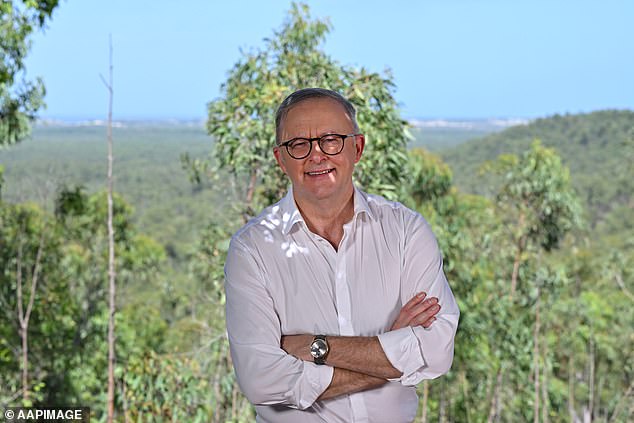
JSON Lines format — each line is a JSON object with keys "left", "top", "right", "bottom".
{"left": 321, "top": 135, "right": 339, "bottom": 143}
{"left": 290, "top": 140, "right": 310, "bottom": 149}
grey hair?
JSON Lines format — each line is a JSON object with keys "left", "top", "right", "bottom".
{"left": 274, "top": 88, "right": 359, "bottom": 144}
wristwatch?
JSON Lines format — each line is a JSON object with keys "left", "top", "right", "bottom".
{"left": 310, "top": 335, "right": 329, "bottom": 365}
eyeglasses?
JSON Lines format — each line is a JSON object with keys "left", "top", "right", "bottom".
{"left": 277, "top": 133, "right": 360, "bottom": 160}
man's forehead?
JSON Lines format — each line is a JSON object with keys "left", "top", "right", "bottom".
{"left": 286, "top": 97, "right": 349, "bottom": 117}
{"left": 281, "top": 97, "right": 354, "bottom": 136}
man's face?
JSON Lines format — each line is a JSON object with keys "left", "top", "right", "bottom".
{"left": 274, "top": 97, "right": 365, "bottom": 205}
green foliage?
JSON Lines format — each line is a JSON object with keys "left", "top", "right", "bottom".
{"left": 0, "top": 189, "right": 172, "bottom": 412}
{"left": 0, "top": 0, "right": 59, "bottom": 145}
{"left": 484, "top": 139, "right": 583, "bottom": 252}
{"left": 123, "top": 347, "right": 254, "bottom": 423}
{"left": 408, "top": 136, "right": 633, "bottom": 421}
{"left": 1, "top": 124, "right": 224, "bottom": 263}
{"left": 123, "top": 352, "right": 214, "bottom": 422}
{"left": 442, "top": 110, "right": 634, "bottom": 227}
{"left": 405, "top": 148, "right": 453, "bottom": 206}
{"left": 201, "top": 2, "right": 409, "bottom": 215}
{"left": 0, "top": 201, "right": 70, "bottom": 405}
{"left": 1, "top": 2, "right": 631, "bottom": 421}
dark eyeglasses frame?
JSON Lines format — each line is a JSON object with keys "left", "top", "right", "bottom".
{"left": 276, "top": 133, "right": 361, "bottom": 160}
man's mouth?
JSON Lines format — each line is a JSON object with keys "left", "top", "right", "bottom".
{"left": 306, "top": 168, "right": 335, "bottom": 176}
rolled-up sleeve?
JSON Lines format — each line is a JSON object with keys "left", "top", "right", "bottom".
{"left": 225, "top": 237, "right": 333, "bottom": 409}
{"left": 377, "top": 212, "right": 460, "bottom": 386}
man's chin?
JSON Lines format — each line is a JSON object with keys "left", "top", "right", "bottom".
{"left": 294, "top": 183, "right": 353, "bottom": 204}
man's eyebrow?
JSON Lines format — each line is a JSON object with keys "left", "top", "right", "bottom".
{"left": 281, "top": 129, "right": 348, "bottom": 141}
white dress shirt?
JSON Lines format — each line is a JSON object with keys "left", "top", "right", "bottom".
{"left": 224, "top": 186, "right": 460, "bottom": 423}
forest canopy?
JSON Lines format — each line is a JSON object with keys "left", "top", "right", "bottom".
{"left": 0, "top": 2, "right": 632, "bottom": 422}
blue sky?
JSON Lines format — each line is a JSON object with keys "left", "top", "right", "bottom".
{"left": 25, "top": 0, "right": 634, "bottom": 120}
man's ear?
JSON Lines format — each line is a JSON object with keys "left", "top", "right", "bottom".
{"left": 273, "top": 147, "right": 288, "bottom": 175}
{"left": 354, "top": 134, "right": 365, "bottom": 163}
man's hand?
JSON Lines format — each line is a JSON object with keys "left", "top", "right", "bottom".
{"left": 391, "top": 292, "right": 440, "bottom": 331}
{"left": 282, "top": 292, "right": 440, "bottom": 360}
{"left": 281, "top": 334, "right": 313, "bottom": 361}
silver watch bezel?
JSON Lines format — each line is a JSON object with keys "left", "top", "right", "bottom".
{"left": 310, "top": 336, "right": 329, "bottom": 362}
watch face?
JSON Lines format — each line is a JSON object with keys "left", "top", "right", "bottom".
{"left": 310, "top": 339, "right": 328, "bottom": 359}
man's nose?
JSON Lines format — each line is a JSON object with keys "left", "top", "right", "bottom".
{"left": 307, "top": 140, "right": 327, "bottom": 162}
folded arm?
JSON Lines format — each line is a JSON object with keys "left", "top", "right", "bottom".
{"left": 225, "top": 239, "right": 333, "bottom": 410}
{"left": 318, "top": 368, "right": 386, "bottom": 400}
{"left": 282, "top": 292, "right": 443, "bottom": 398}
{"left": 281, "top": 292, "right": 441, "bottom": 378}
{"left": 283, "top": 216, "right": 460, "bottom": 393}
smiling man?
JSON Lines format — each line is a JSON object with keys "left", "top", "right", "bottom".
{"left": 224, "top": 88, "right": 460, "bottom": 422}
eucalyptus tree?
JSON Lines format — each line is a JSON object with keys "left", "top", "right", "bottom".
{"left": 0, "top": 0, "right": 60, "bottom": 145}
{"left": 480, "top": 140, "right": 582, "bottom": 421}
{"left": 177, "top": 2, "right": 413, "bottom": 420}
{"left": 185, "top": 2, "right": 410, "bottom": 219}
{"left": 485, "top": 140, "right": 582, "bottom": 298}
{"left": 0, "top": 202, "right": 70, "bottom": 405}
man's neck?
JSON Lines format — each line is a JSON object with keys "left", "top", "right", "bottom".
{"left": 294, "top": 188, "right": 355, "bottom": 250}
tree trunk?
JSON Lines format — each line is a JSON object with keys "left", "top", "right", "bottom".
{"left": 102, "top": 35, "right": 117, "bottom": 423}
{"left": 20, "top": 324, "right": 28, "bottom": 402}
{"left": 588, "top": 338, "right": 595, "bottom": 422}
{"left": 569, "top": 357, "right": 580, "bottom": 423}
{"left": 534, "top": 288, "right": 540, "bottom": 423}
{"left": 421, "top": 380, "right": 429, "bottom": 423}
{"left": 16, "top": 231, "right": 44, "bottom": 403}
{"left": 16, "top": 239, "right": 27, "bottom": 402}
{"left": 121, "top": 375, "right": 129, "bottom": 423}
{"left": 243, "top": 169, "right": 258, "bottom": 222}
{"left": 614, "top": 272, "right": 634, "bottom": 302}
{"left": 510, "top": 211, "right": 527, "bottom": 299}
{"left": 541, "top": 334, "right": 549, "bottom": 423}
{"left": 439, "top": 379, "right": 446, "bottom": 423}
{"left": 608, "top": 379, "right": 634, "bottom": 423}
{"left": 461, "top": 370, "right": 472, "bottom": 423}
{"left": 487, "top": 368, "right": 503, "bottom": 423}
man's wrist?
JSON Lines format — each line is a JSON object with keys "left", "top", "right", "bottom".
{"left": 310, "top": 335, "right": 329, "bottom": 365}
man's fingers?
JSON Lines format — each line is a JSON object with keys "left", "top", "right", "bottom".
{"left": 411, "top": 303, "right": 441, "bottom": 327}
{"left": 421, "top": 317, "right": 436, "bottom": 328}
{"left": 407, "top": 297, "right": 439, "bottom": 319}
{"left": 402, "top": 291, "right": 427, "bottom": 311}
{"left": 391, "top": 294, "right": 440, "bottom": 331}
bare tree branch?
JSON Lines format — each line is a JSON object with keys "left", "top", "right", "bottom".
{"left": 614, "top": 273, "right": 634, "bottom": 303}
{"left": 104, "top": 33, "right": 117, "bottom": 423}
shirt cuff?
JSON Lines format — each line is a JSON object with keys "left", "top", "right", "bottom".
{"left": 287, "top": 362, "right": 334, "bottom": 410}
{"left": 377, "top": 327, "right": 426, "bottom": 385}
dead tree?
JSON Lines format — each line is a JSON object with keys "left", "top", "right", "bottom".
{"left": 100, "top": 34, "right": 116, "bottom": 423}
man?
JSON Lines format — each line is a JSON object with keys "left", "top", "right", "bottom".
{"left": 224, "top": 88, "right": 459, "bottom": 422}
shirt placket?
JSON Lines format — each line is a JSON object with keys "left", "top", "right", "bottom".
{"left": 335, "top": 221, "right": 369, "bottom": 423}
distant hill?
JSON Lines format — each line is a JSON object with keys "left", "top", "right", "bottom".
{"left": 408, "top": 118, "right": 529, "bottom": 152}
{"left": 440, "top": 110, "right": 634, "bottom": 227}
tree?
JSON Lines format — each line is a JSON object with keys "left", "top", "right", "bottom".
{"left": 0, "top": 0, "right": 60, "bottom": 145}
{"left": 54, "top": 188, "right": 168, "bottom": 412}
{"left": 99, "top": 35, "right": 117, "bottom": 423}
{"left": 405, "top": 148, "right": 453, "bottom": 207}
{"left": 478, "top": 141, "right": 583, "bottom": 422}
{"left": 484, "top": 140, "right": 582, "bottom": 298}
{"left": 186, "top": 2, "right": 410, "bottom": 219}
{"left": 0, "top": 202, "right": 69, "bottom": 405}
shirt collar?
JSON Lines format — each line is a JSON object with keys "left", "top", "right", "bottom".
{"left": 280, "top": 185, "right": 376, "bottom": 235}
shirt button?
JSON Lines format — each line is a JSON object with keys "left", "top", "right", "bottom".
{"left": 338, "top": 316, "right": 347, "bottom": 326}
